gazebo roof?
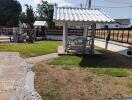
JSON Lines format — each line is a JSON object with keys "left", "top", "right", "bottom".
{"left": 53, "top": 7, "right": 114, "bottom": 23}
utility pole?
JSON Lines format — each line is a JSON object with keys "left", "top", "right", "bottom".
{"left": 80, "top": 3, "right": 83, "bottom": 9}
{"left": 85, "top": 0, "right": 91, "bottom": 8}
{"left": 88, "top": 0, "right": 91, "bottom": 8}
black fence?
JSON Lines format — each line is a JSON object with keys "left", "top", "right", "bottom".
{"left": 0, "top": 28, "right": 35, "bottom": 35}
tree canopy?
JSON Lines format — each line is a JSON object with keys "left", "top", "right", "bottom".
{"left": 19, "top": 5, "right": 36, "bottom": 28}
{"left": 37, "top": 1, "right": 55, "bottom": 28}
{"left": 25, "top": 4, "right": 35, "bottom": 27}
{"left": 0, "top": 0, "right": 22, "bottom": 27}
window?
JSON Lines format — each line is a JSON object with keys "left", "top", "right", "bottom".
{"left": 115, "top": 25, "right": 119, "bottom": 27}
{"left": 104, "top": 25, "right": 108, "bottom": 29}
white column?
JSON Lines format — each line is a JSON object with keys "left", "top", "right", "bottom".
{"left": 63, "top": 22, "right": 68, "bottom": 51}
{"left": 83, "top": 23, "right": 88, "bottom": 37}
{"left": 91, "top": 23, "right": 96, "bottom": 54}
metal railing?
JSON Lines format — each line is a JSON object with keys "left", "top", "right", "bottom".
{"left": 95, "top": 28, "right": 132, "bottom": 44}
{"left": 47, "top": 28, "right": 132, "bottom": 44}
{"left": 0, "top": 27, "right": 35, "bottom": 36}
{"left": 0, "top": 28, "right": 132, "bottom": 44}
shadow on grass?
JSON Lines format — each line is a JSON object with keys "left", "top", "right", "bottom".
{"left": 79, "top": 49, "right": 132, "bottom": 69}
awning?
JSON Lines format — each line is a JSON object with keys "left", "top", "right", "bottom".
{"left": 34, "top": 21, "right": 47, "bottom": 26}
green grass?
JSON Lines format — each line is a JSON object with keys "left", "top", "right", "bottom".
{"left": 127, "top": 83, "right": 132, "bottom": 89}
{"left": 50, "top": 56, "right": 81, "bottom": 66}
{"left": 49, "top": 53, "right": 132, "bottom": 77}
{"left": 0, "top": 41, "right": 61, "bottom": 57}
{"left": 49, "top": 55, "right": 105, "bottom": 68}
{"left": 91, "top": 68, "right": 128, "bottom": 77}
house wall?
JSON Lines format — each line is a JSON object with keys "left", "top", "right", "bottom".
{"left": 96, "top": 23, "right": 130, "bottom": 29}
{"left": 96, "top": 23, "right": 120, "bottom": 29}
{"left": 119, "top": 25, "right": 130, "bottom": 28}
{"left": 68, "top": 23, "right": 130, "bottom": 29}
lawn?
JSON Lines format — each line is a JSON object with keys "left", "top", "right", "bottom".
{"left": 33, "top": 48, "right": 132, "bottom": 100}
{"left": 0, "top": 41, "right": 61, "bottom": 57}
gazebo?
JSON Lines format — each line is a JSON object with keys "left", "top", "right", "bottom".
{"left": 53, "top": 6, "right": 114, "bottom": 54}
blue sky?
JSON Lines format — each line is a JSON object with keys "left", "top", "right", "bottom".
{"left": 19, "top": 0, "right": 132, "bottom": 19}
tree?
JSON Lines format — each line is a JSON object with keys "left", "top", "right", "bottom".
{"left": 19, "top": 5, "right": 36, "bottom": 28}
{"left": 25, "top": 4, "right": 35, "bottom": 28}
{"left": 19, "top": 12, "right": 27, "bottom": 23}
{"left": 37, "top": 1, "right": 55, "bottom": 28}
{"left": 0, "top": 0, "right": 22, "bottom": 27}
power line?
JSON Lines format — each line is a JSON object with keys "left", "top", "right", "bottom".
{"left": 93, "top": 5, "right": 132, "bottom": 8}
{"left": 100, "top": 0, "right": 132, "bottom": 5}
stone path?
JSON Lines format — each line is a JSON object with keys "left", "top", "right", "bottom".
{"left": 0, "top": 52, "right": 26, "bottom": 99}
{"left": 0, "top": 52, "right": 42, "bottom": 100}
{"left": 26, "top": 53, "right": 58, "bottom": 64}
{"left": 95, "top": 39, "right": 132, "bottom": 57}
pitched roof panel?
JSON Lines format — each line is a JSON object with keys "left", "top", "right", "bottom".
{"left": 53, "top": 7, "right": 114, "bottom": 23}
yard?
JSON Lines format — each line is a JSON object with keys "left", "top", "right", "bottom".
{"left": 0, "top": 41, "right": 61, "bottom": 57}
{"left": 33, "top": 48, "right": 132, "bottom": 100}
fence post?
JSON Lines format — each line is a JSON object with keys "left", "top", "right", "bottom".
{"left": 103, "top": 29, "right": 105, "bottom": 39}
{"left": 121, "top": 29, "right": 124, "bottom": 42}
{"left": 100, "top": 30, "right": 101, "bottom": 38}
{"left": 99, "top": 30, "right": 100, "bottom": 38}
{"left": 108, "top": 29, "right": 111, "bottom": 40}
{"left": 127, "top": 29, "right": 130, "bottom": 43}
{"left": 117, "top": 29, "right": 119, "bottom": 41}
{"left": 101, "top": 29, "right": 103, "bottom": 38}
{"left": 112, "top": 30, "right": 114, "bottom": 40}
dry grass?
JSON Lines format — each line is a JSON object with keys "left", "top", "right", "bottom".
{"left": 32, "top": 48, "right": 132, "bottom": 100}
{"left": 33, "top": 64, "right": 132, "bottom": 100}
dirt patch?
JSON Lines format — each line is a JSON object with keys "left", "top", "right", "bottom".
{"left": 33, "top": 62, "right": 132, "bottom": 100}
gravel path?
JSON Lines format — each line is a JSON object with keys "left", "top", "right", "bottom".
{"left": 0, "top": 52, "right": 42, "bottom": 100}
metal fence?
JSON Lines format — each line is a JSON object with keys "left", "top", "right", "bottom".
{"left": 0, "top": 28, "right": 13, "bottom": 35}
{"left": 95, "top": 29, "right": 132, "bottom": 44}
{"left": 0, "top": 28, "right": 35, "bottom": 36}
{"left": 47, "top": 29, "right": 83, "bottom": 36}
{"left": 47, "top": 28, "right": 132, "bottom": 44}
{"left": 0, "top": 28, "right": 132, "bottom": 44}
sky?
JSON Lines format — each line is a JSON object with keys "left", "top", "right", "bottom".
{"left": 19, "top": 0, "right": 132, "bottom": 19}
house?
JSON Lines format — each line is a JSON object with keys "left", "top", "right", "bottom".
{"left": 96, "top": 18, "right": 131, "bottom": 29}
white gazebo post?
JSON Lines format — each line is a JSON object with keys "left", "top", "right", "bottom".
{"left": 83, "top": 23, "right": 88, "bottom": 37}
{"left": 91, "top": 23, "right": 96, "bottom": 54}
{"left": 63, "top": 22, "right": 68, "bottom": 51}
